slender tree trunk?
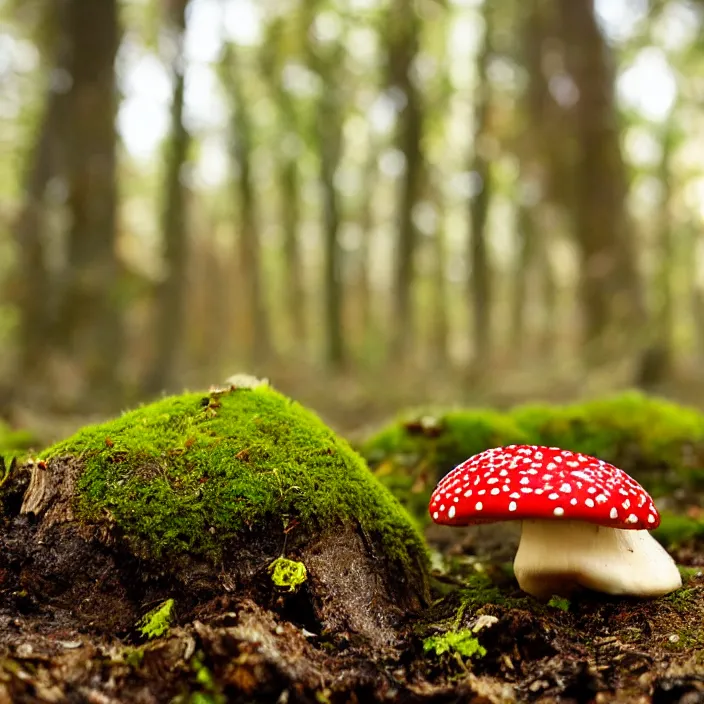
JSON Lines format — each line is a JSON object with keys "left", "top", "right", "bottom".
{"left": 468, "top": 6, "right": 493, "bottom": 372}
{"left": 318, "top": 100, "right": 344, "bottom": 370}
{"left": 53, "top": 0, "right": 121, "bottom": 401}
{"left": 302, "top": 4, "right": 346, "bottom": 370}
{"left": 387, "top": 0, "right": 424, "bottom": 365}
{"left": 357, "top": 146, "right": 379, "bottom": 360}
{"left": 559, "top": 0, "right": 644, "bottom": 365}
{"left": 144, "top": 0, "right": 190, "bottom": 394}
{"left": 537, "top": 221, "right": 558, "bottom": 358}
{"left": 689, "top": 226, "right": 704, "bottom": 365}
{"left": 430, "top": 210, "right": 449, "bottom": 368}
{"left": 7, "top": 0, "right": 69, "bottom": 409}
{"left": 279, "top": 131, "right": 306, "bottom": 355}
{"left": 637, "top": 120, "right": 675, "bottom": 389}
{"left": 654, "top": 121, "right": 675, "bottom": 369}
{"left": 510, "top": 203, "right": 536, "bottom": 354}
{"left": 260, "top": 18, "right": 306, "bottom": 358}
{"left": 694, "top": 287, "right": 704, "bottom": 366}
{"left": 222, "top": 46, "right": 271, "bottom": 366}
{"left": 13, "top": 82, "right": 69, "bottom": 381}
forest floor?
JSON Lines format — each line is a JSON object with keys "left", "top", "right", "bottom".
{"left": 3, "top": 378, "right": 704, "bottom": 703}
{"left": 1, "top": 522, "right": 703, "bottom": 704}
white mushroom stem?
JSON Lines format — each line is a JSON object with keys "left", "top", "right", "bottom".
{"left": 513, "top": 520, "right": 682, "bottom": 599}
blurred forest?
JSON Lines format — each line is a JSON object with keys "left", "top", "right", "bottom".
{"left": 2, "top": 0, "right": 704, "bottom": 431}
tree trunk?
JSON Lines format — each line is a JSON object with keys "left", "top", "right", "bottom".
{"left": 52, "top": 0, "right": 121, "bottom": 402}
{"left": 13, "top": 69, "right": 70, "bottom": 386}
{"left": 222, "top": 46, "right": 271, "bottom": 366}
{"left": 653, "top": 122, "right": 675, "bottom": 372}
{"left": 559, "top": 0, "right": 644, "bottom": 365}
{"left": 509, "top": 204, "right": 536, "bottom": 355}
{"left": 467, "top": 6, "right": 493, "bottom": 372}
{"left": 387, "top": 0, "right": 424, "bottom": 365}
{"left": 318, "top": 99, "right": 345, "bottom": 370}
{"left": 280, "top": 133, "right": 306, "bottom": 357}
{"left": 430, "top": 210, "right": 449, "bottom": 369}
{"left": 302, "top": 4, "right": 346, "bottom": 371}
{"left": 260, "top": 21, "right": 307, "bottom": 357}
{"left": 537, "top": 221, "right": 558, "bottom": 359}
{"left": 356, "top": 145, "right": 379, "bottom": 362}
{"left": 144, "top": 0, "right": 191, "bottom": 395}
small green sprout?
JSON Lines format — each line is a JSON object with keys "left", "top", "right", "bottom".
{"left": 422, "top": 629, "right": 487, "bottom": 660}
{"left": 547, "top": 595, "right": 571, "bottom": 611}
{"left": 138, "top": 598, "right": 175, "bottom": 639}
{"left": 269, "top": 557, "right": 308, "bottom": 593}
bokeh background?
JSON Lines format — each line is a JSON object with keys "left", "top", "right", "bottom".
{"left": 1, "top": 0, "right": 703, "bottom": 434}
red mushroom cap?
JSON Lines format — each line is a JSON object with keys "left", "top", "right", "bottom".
{"left": 429, "top": 445, "right": 660, "bottom": 530}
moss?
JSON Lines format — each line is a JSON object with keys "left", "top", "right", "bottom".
{"left": 0, "top": 422, "right": 36, "bottom": 460}
{"left": 678, "top": 565, "right": 704, "bottom": 583}
{"left": 138, "top": 599, "right": 175, "bottom": 639}
{"left": 422, "top": 629, "right": 486, "bottom": 660}
{"left": 363, "top": 409, "right": 528, "bottom": 524}
{"left": 457, "top": 572, "right": 531, "bottom": 611}
{"left": 34, "top": 385, "right": 427, "bottom": 576}
{"left": 123, "top": 647, "right": 145, "bottom": 668}
{"left": 664, "top": 585, "right": 698, "bottom": 613}
{"left": 362, "top": 391, "right": 704, "bottom": 522}
{"left": 653, "top": 513, "right": 704, "bottom": 548}
{"left": 171, "top": 651, "right": 226, "bottom": 704}
{"left": 510, "top": 392, "right": 704, "bottom": 492}
{"left": 547, "top": 596, "right": 571, "bottom": 612}
{"left": 269, "top": 557, "right": 307, "bottom": 593}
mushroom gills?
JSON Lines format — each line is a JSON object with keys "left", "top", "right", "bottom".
{"left": 513, "top": 519, "right": 682, "bottom": 599}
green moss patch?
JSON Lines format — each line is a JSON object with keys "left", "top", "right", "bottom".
{"left": 33, "top": 385, "right": 427, "bottom": 575}
{"left": 0, "top": 422, "right": 36, "bottom": 459}
{"left": 138, "top": 598, "right": 175, "bottom": 639}
{"left": 422, "top": 629, "right": 486, "bottom": 660}
{"left": 269, "top": 557, "right": 307, "bottom": 593}
{"left": 362, "top": 391, "right": 704, "bottom": 523}
{"left": 654, "top": 513, "right": 704, "bottom": 548}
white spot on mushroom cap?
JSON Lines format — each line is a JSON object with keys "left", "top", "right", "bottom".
{"left": 448, "top": 505, "right": 456, "bottom": 519}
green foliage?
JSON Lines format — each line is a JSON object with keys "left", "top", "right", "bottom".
{"left": 422, "top": 629, "right": 486, "bottom": 659}
{"left": 138, "top": 598, "right": 175, "bottom": 640}
{"left": 0, "top": 422, "right": 37, "bottom": 458}
{"left": 123, "top": 647, "right": 145, "bottom": 668}
{"left": 170, "top": 651, "right": 226, "bottom": 704}
{"left": 362, "top": 391, "right": 704, "bottom": 523}
{"left": 363, "top": 410, "right": 528, "bottom": 524}
{"left": 37, "top": 385, "right": 428, "bottom": 578}
{"left": 269, "top": 556, "right": 307, "bottom": 592}
{"left": 457, "top": 571, "right": 531, "bottom": 611}
{"left": 654, "top": 513, "right": 704, "bottom": 547}
{"left": 678, "top": 565, "right": 703, "bottom": 583}
{"left": 510, "top": 392, "right": 704, "bottom": 489}
{"left": 547, "top": 595, "right": 571, "bottom": 612}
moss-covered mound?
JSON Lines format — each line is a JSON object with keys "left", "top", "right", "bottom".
{"left": 362, "top": 391, "right": 704, "bottom": 525}
{"left": 0, "top": 382, "right": 428, "bottom": 646}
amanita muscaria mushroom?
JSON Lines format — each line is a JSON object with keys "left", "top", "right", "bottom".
{"left": 429, "top": 445, "right": 682, "bottom": 599}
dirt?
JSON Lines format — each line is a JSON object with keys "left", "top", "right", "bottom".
{"left": 3, "top": 466, "right": 704, "bottom": 702}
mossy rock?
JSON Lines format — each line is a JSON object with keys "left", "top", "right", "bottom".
{"left": 361, "top": 391, "right": 704, "bottom": 525}
{"left": 0, "top": 383, "right": 429, "bottom": 647}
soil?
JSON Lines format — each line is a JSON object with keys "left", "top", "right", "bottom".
{"left": 3, "top": 465, "right": 704, "bottom": 702}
